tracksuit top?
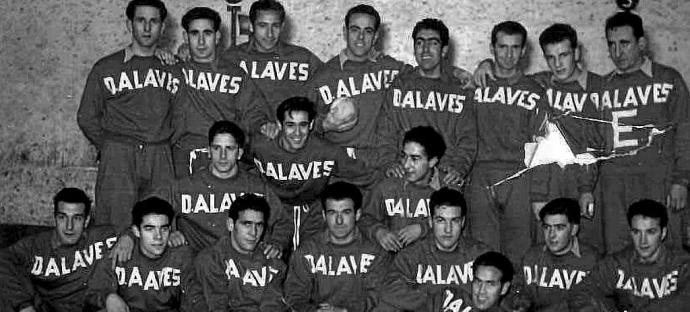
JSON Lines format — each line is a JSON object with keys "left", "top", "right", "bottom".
{"left": 378, "top": 68, "right": 477, "bottom": 177}
{"left": 187, "top": 236, "right": 286, "bottom": 311}
{"left": 570, "top": 245, "right": 690, "bottom": 311}
{"left": 0, "top": 226, "right": 117, "bottom": 312}
{"left": 284, "top": 229, "right": 391, "bottom": 312}
{"left": 85, "top": 241, "right": 194, "bottom": 312}
{"left": 223, "top": 40, "right": 323, "bottom": 121}
{"left": 308, "top": 54, "right": 406, "bottom": 149}
{"left": 78, "top": 50, "right": 181, "bottom": 148}
{"left": 598, "top": 62, "right": 690, "bottom": 186}
{"left": 517, "top": 242, "right": 600, "bottom": 310}
{"left": 172, "top": 58, "right": 269, "bottom": 146}
{"left": 152, "top": 169, "right": 291, "bottom": 252}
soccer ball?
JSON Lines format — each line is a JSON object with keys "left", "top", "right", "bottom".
{"left": 326, "top": 97, "right": 359, "bottom": 130}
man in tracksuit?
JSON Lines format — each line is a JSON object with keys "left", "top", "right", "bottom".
{"left": 84, "top": 197, "right": 194, "bottom": 312}
{"left": 0, "top": 188, "right": 118, "bottom": 312}
{"left": 250, "top": 97, "right": 379, "bottom": 249}
{"left": 284, "top": 182, "right": 391, "bottom": 312}
{"left": 569, "top": 199, "right": 690, "bottom": 311}
{"left": 597, "top": 11, "right": 690, "bottom": 254}
{"left": 172, "top": 7, "right": 271, "bottom": 177}
{"left": 185, "top": 194, "right": 287, "bottom": 311}
{"left": 77, "top": 0, "right": 181, "bottom": 230}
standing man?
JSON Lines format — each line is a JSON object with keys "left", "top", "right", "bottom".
{"left": 78, "top": 0, "right": 181, "bottom": 230}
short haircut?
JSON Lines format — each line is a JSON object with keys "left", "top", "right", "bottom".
{"left": 412, "top": 18, "right": 450, "bottom": 47}
{"left": 208, "top": 120, "right": 246, "bottom": 146}
{"left": 249, "top": 0, "right": 286, "bottom": 24}
{"left": 345, "top": 4, "right": 381, "bottom": 31}
{"left": 539, "top": 197, "right": 581, "bottom": 225}
{"left": 403, "top": 126, "right": 446, "bottom": 160}
{"left": 53, "top": 187, "right": 92, "bottom": 216}
{"left": 605, "top": 11, "right": 644, "bottom": 39}
{"left": 276, "top": 96, "right": 316, "bottom": 123}
{"left": 491, "top": 20, "right": 527, "bottom": 47}
{"left": 228, "top": 193, "right": 271, "bottom": 224}
{"left": 320, "top": 181, "right": 363, "bottom": 213}
{"left": 132, "top": 197, "right": 174, "bottom": 227}
{"left": 182, "top": 7, "right": 221, "bottom": 32}
{"left": 429, "top": 187, "right": 467, "bottom": 218}
{"left": 473, "top": 251, "right": 514, "bottom": 283}
{"left": 125, "top": 0, "right": 167, "bottom": 22}
{"left": 627, "top": 199, "right": 668, "bottom": 228}
{"left": 539, "top": 23, "right": 578, "bottom": 50}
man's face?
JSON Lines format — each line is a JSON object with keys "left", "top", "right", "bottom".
{"left": 402, "top": 141, "right": 437, "bottom": 184}
{"left": 543, "top": 39, "right": 579, "bottom": 82}
{"left": 630, "top": 215, "right": 666, "bottom": 263}
{"left": 228, "top": 209, "right": 265, "bottom": 254}
{"left": 128, "top": 5, "right": 164, "bottom": 50}
{"left": 323, "top": 198, "right": 360, "bottom": 245}
{"left": 491, "top": 31, "right": 525, "bottom": 73}
{"left": 606, "top": 26, "right": 645, "bottom": 73}
{"left": 542, "top": 214, "right": 577, "bottom": 255}
{"left": 54, "top": 202, "right": 90, "bottom": 246}
{"left": 209, "top": 133, "right": 242, "bottom": 179}
{"left": 344, "top": 13, "right": 379, "bottom": 61}
{"left": 279, "top": 110, "right": 313, "bottom": 152}
{"left": 430, "top": 205, "right": 464, "bottom": 252}
{"left": 185, "top": 18, "right": 219, "bottom": 63}
{"left": 133, "top": 214, "right": 170, "bottom": 258}
{"left": 414, "top": 28, "right": 447, "bottom": 77}
{"left": 252, "top": 9, "right": 283, "bottom": 53}
{"left": 472, "top": 265, "right": 509, "bottom": 311}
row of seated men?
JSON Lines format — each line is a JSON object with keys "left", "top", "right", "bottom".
{"left": 1, "top": 118, "right": 689, "bottom": 311}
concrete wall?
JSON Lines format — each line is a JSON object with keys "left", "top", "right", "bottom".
{"left": 2, "top": 0, "right": 689, "bottom": 225}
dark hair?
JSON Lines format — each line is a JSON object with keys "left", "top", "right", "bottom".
{"left": 320, "top": 181, "right": 363, "bottom": 213}
{"left": 132, "top": 197, "right": 174, "bottom": 227}
{"left": 249, "top": 0, "right": 286, "bottom": 24}
{"left": 228, "top": 193, "right": 271, "bottom": 224}
{"left": 53, "top": 187, "right": 92, "bottom": 217}
{"left": 126, "top": 0, "right": 167, "bottom": 22}
{"left": 429, "top": 187, "right": 467, "bottom": 218}
{"left": 403, "top": 126, "right": 446, "bottom": 160}
{"left": 605, "top": 11, "right": 644, "bottom": 39}
{"left": 491, "top": 20, "right": 527, "bottom": 47}
{"left": 345, "top": 4, "right": 381, "bottom": 31}
{"left": 276, "top": 96, "right": 317, "bottom": 123}
{"left": 208, "top": 120, "right": 246, "bottom": 146}
{"left": 539, "top": 23, "right": 577, "bottom": 50}
{"left": 627, "top": 199, "right": 668, "bottom": 228}
{"left": 412, "top": 18, "right": 450, "bottom": 47}
{"left": 539, "top": 197, "right": 581, "bottom": 225}
{"left": 182, "top": 7, "right": 221, "bottom": 32}
{"left": 473, "top": 251, "right": 514, "bottom": 283}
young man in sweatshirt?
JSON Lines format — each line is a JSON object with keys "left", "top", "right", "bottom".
{"left": 0, "top": 188, "right": 118, "bottom": 312}
{"left": 186, "top": 194, "right": 287, "bottom": 311}
{"left": 378, "top": 18, "right": 476, "bottom": 185}
{"left": 284, "top": 182, "right": 391, "bottom": 312}
{"left": 84, "top": 197, "right": 194, "bottom": 312}
{"left": 250, "top": 96, "right": 379, "bottom": 249}
{"left": 77, "top": 0, "right": 181, "bottom": 230}
{"left": 569, "top": 199, "right": 690, "bottom": 311}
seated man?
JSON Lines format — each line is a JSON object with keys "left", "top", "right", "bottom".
{"left": 84, "top": 197, "right": 194, "bottom": 312}
{"left": 0, "top": 188, "right": 117, "bottom": 312}
{"left": 186, "top": 193, "right": 286, "bottom": 311}
{"left": 284, "top": 182, "right": 390, "bottom": 312}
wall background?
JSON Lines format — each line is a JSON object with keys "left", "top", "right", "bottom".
{"left": 1, "top": 0, "right": 689, "bottom": 225}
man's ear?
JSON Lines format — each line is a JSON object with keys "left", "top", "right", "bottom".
{"left": 638, "top": 36, "right": 648, "bottom": 52}
{"left": 441, "top": 46, "right": 449, "bottom": 59}
{"left": 571, "top": 224, "right": 580, "bottom": 237}
{"left": 183, "top": 31, "right": 189, "bottom": 45}
{"left": 132, "top": 225, "right": 141, "bottom": 238}
{"left": 574, "top": 45, "right": 581, "bottom": 63}
{"left": 662, "top": 227, "right": 668, "bottom": 241}
{"left": 227, "top": 218, "right": 235, "bottom": 232}
{"left": 500, "top": 281, "right": 511, "bottom": 296}
{"left": 429, "top": 156, "right": 439, "bottom": 169}
{"left": 126, "top": 20, "right": 133, "bottom": 34}
{"left": 309, "top": 120, "right": 315, "bottom": 130}
{"left": 238, "top": 148, "right": 244, "bottom": 160}
{"left": 215, "top": 31, "right": 221, "bottom": 45}
{"left": 84, "top": 215, "right": 91, "bottom": 229}
{"left": 355, "top": 209, "right": 362, "bottom": 221}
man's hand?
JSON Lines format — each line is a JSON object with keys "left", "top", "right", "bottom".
{"left": 168, "top": 231, "right": 186, "bottom": 247}
{"left": 451, "top": 66, "right": 473, "bottom": 88}
{"left": 317, "top": 303, "right": 347, "bottom": 312}
{"left": 385, "top": 163, "right": 405, "bottom": 179}
{"left": 578, "top": 192, "right": 595, "bottom": 218}
{"left": 109, "top": 235, "right": 134, "bottom": 269}
{"left": 19, "top": 307, "right": 36, "bottom": 312}
{"left": 106, "top": 293, "right": 129, "bottom": 312}
{"left": 473, "top": 58, "right": 495, "bottom": 88}
{"left": 531, "top": 202, "right": 547, "bottom": 221}
{"left": 260, "top": 122, "right": 280, "bottom": 139}
{"left": 176, "top": 43, "right": 191, "bottom": 62}
{"left": 375, "top": 228, "right": 402, "bottom": 252}
{"left": 667, "top": 183, "right": 688, "bottom": 211}
{"left": 154, "top": 47, "right": 179, "bottom": 65}
{"left": 442, "top": 168, "right": 462, "bottom": 185}
{"left": 262, "top": 243, "right": 283, "bottom": 259}
{"left": 397, "top": 224, "right": 422, "bottom": 247}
